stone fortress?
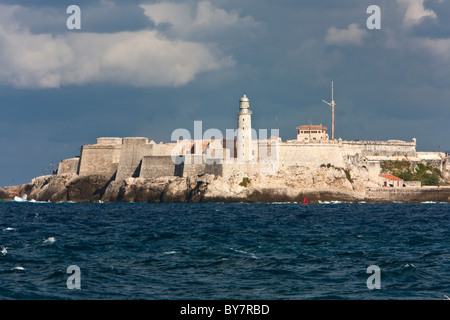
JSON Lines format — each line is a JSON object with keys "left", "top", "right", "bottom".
{"left": 57, "top": 93, "right": 450, "bottom": 192}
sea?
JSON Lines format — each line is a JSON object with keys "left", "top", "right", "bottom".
{"left": 0, "top": 201, "right": 449, "bottom": 300}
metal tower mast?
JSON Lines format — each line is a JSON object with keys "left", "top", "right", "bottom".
{"left": 322, "top": 81, "right": 336, "bottom": 140}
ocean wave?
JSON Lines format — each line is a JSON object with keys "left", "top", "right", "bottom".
{"left": 14, "top": 195, "right": 27, "bottom": 202}
{"left": 318, "top": 201, "right": 342, "bottom": 204}
{"left": 11, "top": 266, "right": 25, "bottom": 271}
{"left": 43, "top": 237, "right": 56, "bottom": 244}
{"left": 163, "top": 251, "right": 178, "bottom": 255}
{"left": 13, "top": 196, "right": 50, "bottom": 204}
{"left": 230, "top": 247, "right": 258, "bottom": 259}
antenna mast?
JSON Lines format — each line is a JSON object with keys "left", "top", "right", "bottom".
{"left": 322, "top": 81, "right": 336, "bottom": 140}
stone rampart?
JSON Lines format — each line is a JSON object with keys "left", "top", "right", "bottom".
{"left": 96, "top": 137, "right": 123, "bottom": 145}
{"left": 279, "top": 141, "right": 345, "bottom": 168}
{"left": 115, "top": 137, "right": 152, "bottom": 180}
{"left": 78, "top": 144, "right": 122, "bottom": 177}
{"left": 57, "top": 157, "right": 80, "bottom": 175}
{"left": 342, "top": 139, "right": 416, "bottom": 157}
{"left": 366, "top": 186, "right": 450, "bottom": 202}
{"left": 140, "top": 155, "right": 177, "bottom": 179}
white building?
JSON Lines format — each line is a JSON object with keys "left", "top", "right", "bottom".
{"left": 296, "top": 125, "right": 329, "bottom": 142}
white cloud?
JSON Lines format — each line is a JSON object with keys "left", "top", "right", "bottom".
{"left": 140, "top": 1, "right": 259, "bottom": 39}
{"left": 397, "top": 0, "right": 437, "bottom": 28}
{"left": 325, "top": 23, "right": 367, "bottom": 46}
{"left": 0, "top": 4, "right": 235, "bottom": 88}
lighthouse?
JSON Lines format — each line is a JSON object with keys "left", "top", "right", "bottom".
{"left": 237, "top": 94, "right": 253, "bottom": 163}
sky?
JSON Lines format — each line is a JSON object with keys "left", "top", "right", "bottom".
{"left": 0, "top": 0, "right": 449, "bottom": 186}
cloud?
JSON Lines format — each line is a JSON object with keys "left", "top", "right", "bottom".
{"left": 413, "top": 36, "right": 450, "bottom": 61}
{"left": 325, "top": 23, "right": 367, "bottom": 46}
{"left": 0, "top": 4, "right": 235, "bottom": 88}
{"left": 140, "top": 1, "right": 259, "bottom": 40}
{"left": 397, "top": 0, "right": 437, "bottom": 28}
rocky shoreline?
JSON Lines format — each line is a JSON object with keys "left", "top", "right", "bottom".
{"left": 2, "top": 166, "right": 449, "bottom": 203}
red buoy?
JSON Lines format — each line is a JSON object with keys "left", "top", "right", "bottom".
{"left": 303, "top": 197, "right": 308, "bottom": 205}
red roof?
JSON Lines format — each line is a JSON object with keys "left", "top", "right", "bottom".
{"left": 380, "top": 174, "right": 403, "bottom": 181}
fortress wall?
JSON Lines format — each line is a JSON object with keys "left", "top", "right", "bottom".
{"left": 140, "top": 156, "right": 176, "bottom": 179}
{"left": 57, "top": 158, "right": 80, "bottom": 175}
{"left": 151, "top": 143, "right": 176, "bottom": 155}
{"left": 176, "top": 155, "right": 205, "bottom": 177}
{"left": 78, "top": 144, "right": 122, "bottom": 177}
{"left": 443, "top": 157, "right": 450, "bottom": 181}
{"left": 416, "top": 152, "right": 446, "bottom": 172}
{"left": 221, "top": 161, "right": 271, "bottom": 179}
{"left": 96, "top": 137, "right": 123, "bottom": 145}
{"left": 341, "top": 140, "right": 416, "bottom": 157}
{"left": 116, "top": 137, "right": 152, "bottom": 181}
{"left": 179, "top": 155, "right": 224, "bottom": 177}
{"left": 183, "top": 163, "right": 207, "bottom": 177}
{"left": 278, "top": 143, "right": 346, "bottom": 168}
{"left": 366, "top": 186, "right": 450, "bottom": 202}
{"left": 205, "top": 162, "right": 224, "bottom": 176}
{"left": 365, "top": 161, "right": 382, "bottom": 181}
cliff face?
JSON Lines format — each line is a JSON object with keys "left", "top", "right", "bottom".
{"left": 0, "top": 187, "right": 9, "bottom": 201}
{"left": 3, "top": 165, "right": 449, "bottom": 203}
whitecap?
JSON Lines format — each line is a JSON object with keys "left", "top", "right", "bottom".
{"left": 13, "top": 194, "right": 27, "bottom": 202}
{"left": 318, "top": 201, "right": 342, "bottom": 204}
{"left": 12, "top": 266, "right": 25, "bottom": 271}
{"left": 44, "top": 237, "right": 56, "bottom": 244}
{"left": 3, "top": 227, "right": 15, "bottom": 231}
{"left": 230, "top": 248, "right": 258, "bottom": 259}
{"left": 1, "top": 247, "right": 7, "bottom": 255}
{"left": 403, "top": 263, "right": 416, "bottom": 268}
{"left": 163, "top": 250, "right": 178, "bottom": 255}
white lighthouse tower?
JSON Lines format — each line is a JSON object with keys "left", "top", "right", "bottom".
{"left": 237, "top": 94, "right": 253, "bottom": 163}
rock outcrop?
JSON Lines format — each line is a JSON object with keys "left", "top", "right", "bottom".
{"left": 4, "top": 165, "right": 450, "bottom": 203}
{"left": 0, "top": 187, "right": 9, "bottom": 201}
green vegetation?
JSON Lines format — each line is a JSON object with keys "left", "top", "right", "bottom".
{"left": 381, "top": 160, "right": 441, "bottom": 186}
{"left": 239, "top": 177, "right": 251, "bottom": 187}
{"left": 344, "top": 169, "right": 353, "bottom": 183}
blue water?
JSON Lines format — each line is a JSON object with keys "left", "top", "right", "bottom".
{"left": 0, "top": 201, "right": 449, "bottom": 300}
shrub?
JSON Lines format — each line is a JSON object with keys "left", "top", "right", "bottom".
{"left": 239, "top": 177, "right": 251, "bottom": 187}
{"left": 344, "top": 169, "right": 353, "bottom": 183}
